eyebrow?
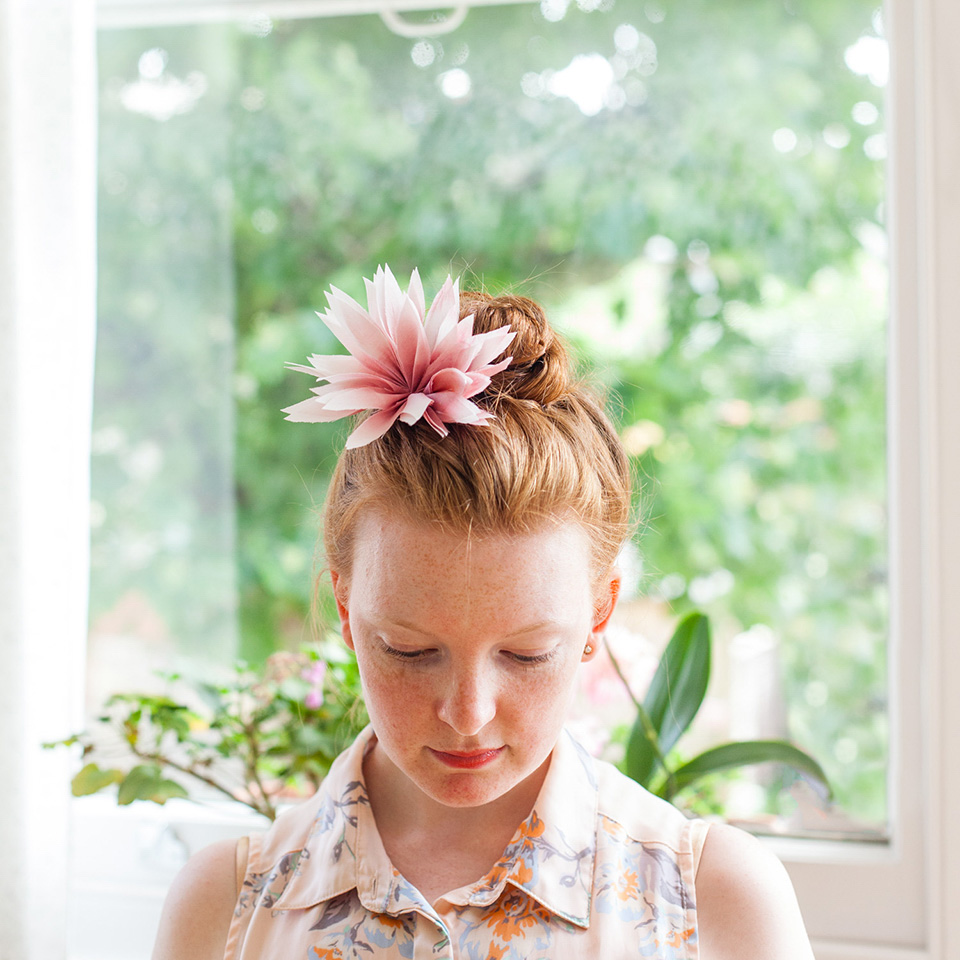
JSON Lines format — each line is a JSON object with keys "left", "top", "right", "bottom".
{"left": 384, "top": 617, "right": 566, "bottom": 639}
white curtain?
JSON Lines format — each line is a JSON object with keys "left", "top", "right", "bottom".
{"left": 0, "top": 1, "right": 96, "bottom": 957}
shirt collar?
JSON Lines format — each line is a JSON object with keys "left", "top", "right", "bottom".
{"left": 271, "top": 726, "right": 599, "bottom": 928}
{"left": 271, "top": 726, "right": 438, "bottom": 920}
{"left": 441, "top": 729, "right": 598, "bottom": 928}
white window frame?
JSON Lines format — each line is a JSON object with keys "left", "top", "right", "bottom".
{"left": 13, "top": 0, "right": 952, "bottom": 955}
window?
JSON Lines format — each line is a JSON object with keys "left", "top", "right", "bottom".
{"left": 94, "top": 0, "right": 889, "bottom": 829}
{"left": 37, "top": 0, "right": 954, "bottom": 957}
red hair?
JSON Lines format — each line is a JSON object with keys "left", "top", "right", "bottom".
{"left": 322, "top": 291, "right": 631, "bottom": 584}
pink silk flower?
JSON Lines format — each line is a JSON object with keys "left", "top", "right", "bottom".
{"left": 283, "top": 265, "right": 515, "bottom": 448}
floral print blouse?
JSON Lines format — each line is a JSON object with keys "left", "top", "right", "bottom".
{"left": 224, "top": 726, "right": 709, "bottom": 960}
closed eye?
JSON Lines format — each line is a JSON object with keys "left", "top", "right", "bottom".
{"left": 508, "top": 651, "right": 556, "bottom": 665}
{"left": 381, "top": 642, "right": 433, "bottom": 661}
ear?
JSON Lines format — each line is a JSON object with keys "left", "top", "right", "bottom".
{"left": 330, "top": 570, "right": 355, "bottom": 652}
{"left": 584, "top": 567, "right": 621, "bottom": 660}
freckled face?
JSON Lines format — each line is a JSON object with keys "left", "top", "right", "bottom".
{"left": 333, "top": 509, "right": 617, "bottom": 811}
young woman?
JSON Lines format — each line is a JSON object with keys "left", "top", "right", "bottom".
{"left": 152, "top": 268, "right": 814, "bottom": 960}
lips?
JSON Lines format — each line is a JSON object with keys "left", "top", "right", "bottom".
{"left": 429, "top": 746, "right": 504, "bottom": 769}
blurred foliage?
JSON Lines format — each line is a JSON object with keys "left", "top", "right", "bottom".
{"left": 92, "top": 0, "right": 887, "bottom": 826}
{"left": 47, "top": 640, "right": 367, "bottom": 821}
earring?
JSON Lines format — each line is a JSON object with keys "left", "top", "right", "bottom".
{"left": 584, "top": 643, "right": 594, "bottom": 656}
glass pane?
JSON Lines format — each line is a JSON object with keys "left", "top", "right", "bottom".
{"left": 91, "top": 0, "right": 887, "bottom": 839}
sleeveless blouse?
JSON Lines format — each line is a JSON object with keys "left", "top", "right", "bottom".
{"left": 225, "top": 726, "right": 709, "bottom": 960}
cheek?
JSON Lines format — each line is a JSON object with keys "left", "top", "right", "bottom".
{"left": 355, "top": 653, "right": 434, "bottom": 725}
{"left": 500, "top": 663, "right": 582, "bottom": 721}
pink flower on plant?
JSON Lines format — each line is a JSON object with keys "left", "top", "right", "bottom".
{"left": 283, "top": 265, "right": 515, "bottom": 448}
{"left": 302, "top": 660, "right": 327, "bottom": 710}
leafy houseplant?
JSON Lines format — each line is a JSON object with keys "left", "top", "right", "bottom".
{"left": 45, "top": 639, "right": 367, "bottom": 821}
{"left": 49, "top": 614, "right": 828, "bottom": 821}
{"left": 608, "top": 612, "right": 831, "bottom": 805}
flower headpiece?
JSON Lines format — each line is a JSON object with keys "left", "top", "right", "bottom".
{"left": 283, "top": 266, "right": 515, "bottom": 448}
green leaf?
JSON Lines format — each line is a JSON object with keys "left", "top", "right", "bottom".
{"left": 150, "top": 778, "right": 190, "bottom": 804}
{"left": 117, "top": 764, "right": 159, "bottom": 804}
{"left": 658, "top": 739, "right": 833, "bottom": 802}
{"left": 71, "top": 763, "right": 125, "bottom": 797}
{"left": 625, "top": 612, "right": 711, "bottom": 786}
{"left": 116, "top": 764, "right": 190, "bottom": 805}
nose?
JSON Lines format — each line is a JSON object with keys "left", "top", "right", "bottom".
{"left": 436, "top": 662, "right": 497, "bottom": 737}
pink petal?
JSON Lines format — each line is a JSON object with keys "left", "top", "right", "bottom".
{"left": 481, "top": 354, "right": 513, "bottom": 377}
{"left": 430, "top": 393, "right": 488, "bottom": 424}
{"left": 345, "top": 407, "right": 403, "bottom": 448}
{"left": 319, "top": 318, "right": 397, "bottom": 385}
{"left": 456, "top": 326, "right": 514, "bottom": 372}
{"left": 468, "top": 326, "right": 516, "bottom": 370}
{"left": 313, "top": 378, "right": 409, "bottom": 404}
{"left": 282, "top": 398, "right": 360, "bottom": 422}
{"left": 285, "top": 355, "right": 369, "bottom": 379}
{"left": 424, "top": 325, "right": 476, "bottom": 378}
{"left": 397, "top": 392, "right": 432, "bottom": 425}
{"left": 407, "top": 268, "right": 425, "bottom": 319}
{"left": 423, "top": 275, "right": 460, "bottom": 343}
{"left": 317, "top": 385, "right": 403, "bottom": 411}
{"left": 427, "top": 367, "right": 471, "bottom": 395}
{"left": 366, "top": 265, "right": 405, "bottom": 336}
{"left": 321, "top": 292, "right": 390, "bottom": 364}
{"left": 393, "top": 301, "right": 431, "bottom": 388}
{"left": 422, "top": 406, "right": 450, "bottom": 438}
{"left": 426, "top": 316, "right": 485, "bottom": 374}
{"left": 461, "top": 372, "right": 492, "bottom": 399}
{"left": 309, "top": 372, "right": 399, "bottom": 391}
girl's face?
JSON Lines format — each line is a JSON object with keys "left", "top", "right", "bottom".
{"left": 332, "top": 508, "right": 619, "bottom": 811}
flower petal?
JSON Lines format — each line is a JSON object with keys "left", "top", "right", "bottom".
{"left": 316, "top": 385, "right": 403, "bottom": 411}
{"left": 320, "top": 298, "right": 397, "bottom": 379}
{"left": 282, "top": 398, "right": 361, "bottom": 422}
{"left": 407, "top": 268, "right": 425, "bottom": 320}
{"left": 460, "top": 372, "right": 492, "bottom": 399}
{"left": 427, "top": 367, "right": 471, "bottom": 395}
{"left": 397, "top": 392, "right": 432, "bottom": 425}
{"left": 366, "top": 264, "right": 405, "bottom": 337}
{"left": 469, "top": 326, "right": 516, "bottom": 370}
{"left": 424, "top": 275, "right": 460, "bottom": 343}
{"left": 430, "top": 393, "right": 489, "bottom": 424}
{"left": 422, "top": 406, "right": 450, "bottom": 438}
{"left": 345, "top": 407, "right": 403, "bottom": 448}
{"left": 455, "top": 325, "right": 515, "bottom": 372}
{"left": 393, "top": 298, "right": 431, "bottom": 388}
{"left": 285, "top": 354, "right": 368, "bottom": 379}
{"left": 310, "top": 372, "right": 404, "bottom": 393}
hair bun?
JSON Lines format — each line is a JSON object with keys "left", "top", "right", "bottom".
{"left": 460, "top": 292, "right": 571, "bottom": 405}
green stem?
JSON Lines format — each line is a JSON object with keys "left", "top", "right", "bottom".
{"left": 129, "top": 744, "right": 274, "bottom": 820}
{"left": 603, "top": 636, "right": 676, "bottom": 794}
{"left": 241, "top": 720, "right": 278, "bottom": 821}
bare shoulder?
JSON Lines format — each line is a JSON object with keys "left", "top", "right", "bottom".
{"left": 696, "top": 822, "right": 814, "bottom": 960}
{"left": 151, "top": 837, "right": 239, "bottom": 960}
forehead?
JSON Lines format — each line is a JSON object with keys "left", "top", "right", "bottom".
{"left": 345, "top": 507, "right": 594, "bottom": 623}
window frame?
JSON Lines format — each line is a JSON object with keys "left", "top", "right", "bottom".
{"left": 66, "top": 0, "right": 960, "bottom": 955}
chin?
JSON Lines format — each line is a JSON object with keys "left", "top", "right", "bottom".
{"left": 414, "top": 769, "right": 508, "bottom": 806}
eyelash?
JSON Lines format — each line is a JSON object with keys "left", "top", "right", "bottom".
{"left": 379, "top": 643, "right": 554, "bottom": 665}
{"left": 510, "top": 652, "right": 554, "bottom": 664}
{"left": 382, "top": 644, "right": 430, "bottom": 661}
